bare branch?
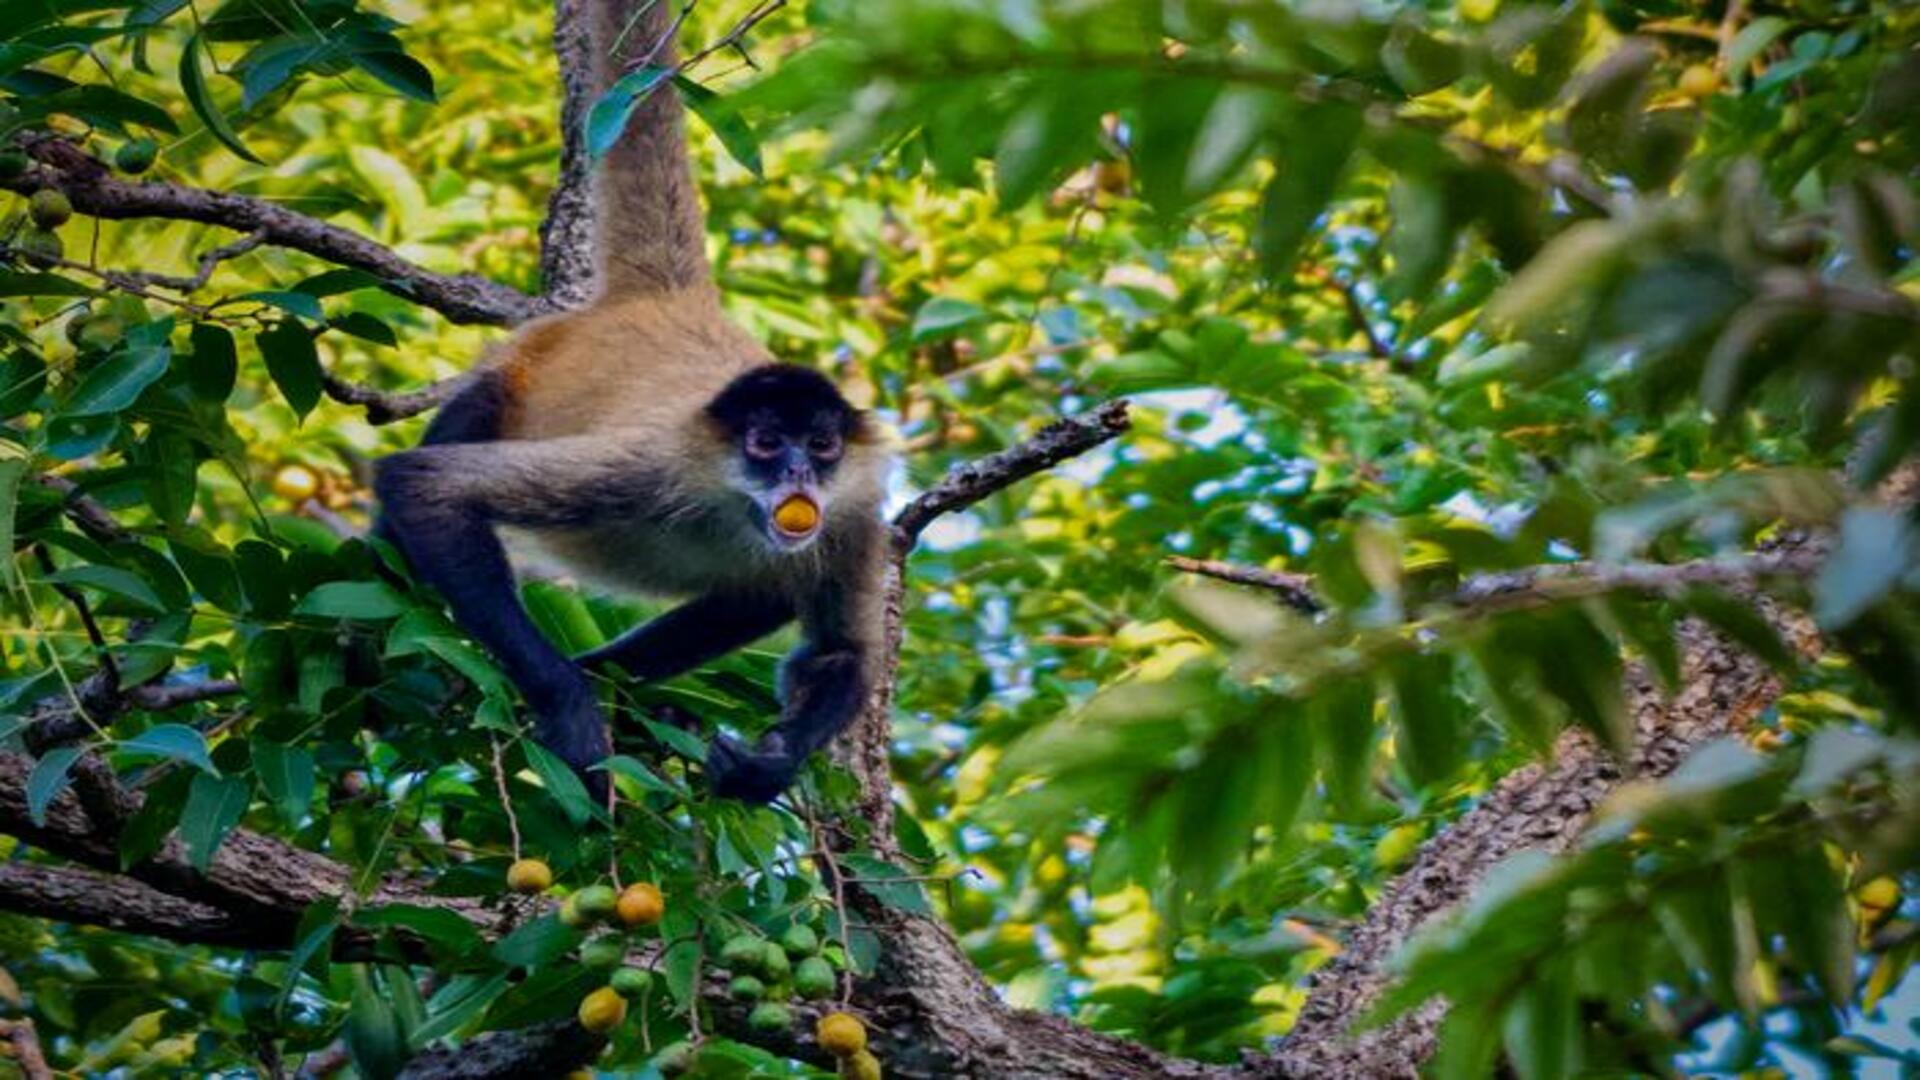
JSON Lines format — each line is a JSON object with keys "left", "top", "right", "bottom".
{"left": 891, "top": 399, "right": 1131, "bottom": 548}
{"left": 320, "top": 371, "right": 473, "bottom": 425}
{"left": 1166, "top": 555, "right": 1322, "bottom": 615}
{"left": 1, "top": 160, "right": 538, "bottom": 326}
{"left": 33, "top": 474, "right": 129, "bottom": 544}
{"left": 1170, "top": 547, "right": 1824, "bottom": 620}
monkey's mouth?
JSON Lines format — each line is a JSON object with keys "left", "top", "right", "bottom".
{"left": 769, "top": 493, "right": 823, "bottom": 544}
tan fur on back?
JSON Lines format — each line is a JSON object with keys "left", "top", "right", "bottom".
{"left": 498, "top": 286, "right": 772, "bottom": 444}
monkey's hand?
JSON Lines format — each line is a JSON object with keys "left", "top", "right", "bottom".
{"left": 536, "top": 687, "right": 613, "bottom": 803}
{"left": 707, "top": 733, "right": 797, "bottom": 804}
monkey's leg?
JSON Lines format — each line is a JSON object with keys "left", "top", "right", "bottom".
{"left": 577, "top": 592, "right": 794, "bottom": 681}
{"left": 375, "top": 437, "right": 647, "bottom": 788}
{"left": 707, "top": 641, "right": 867, "bottom": 804}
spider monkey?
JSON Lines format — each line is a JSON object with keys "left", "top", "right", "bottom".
{"left": 373, "top": 1, "right": 890, "bottom": 803}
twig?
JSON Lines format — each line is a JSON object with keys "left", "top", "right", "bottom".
{"left": 35, "top": 474, "right": 130, "bottom": 544}
{"left": 1165, "top": 556, "right": 1322, "bottom": 615}
{"left": 320, "top": 371, "right": 471, "bottom": 425}
{"left": 891, "top": 399, "right": 1131, "bottom": 548}
{"left": 121, "top": 229, "right": 270, "bottom": 294}
{"left": 492, "top": 738, "right": 523, "bottom": 860}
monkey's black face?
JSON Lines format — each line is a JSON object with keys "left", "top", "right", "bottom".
{"left": 705, "top": 365, "right": 859, "bottom": 551}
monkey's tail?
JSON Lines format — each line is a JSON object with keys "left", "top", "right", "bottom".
{"left": 584, "top": 0, "right": 712, "bottom": 298}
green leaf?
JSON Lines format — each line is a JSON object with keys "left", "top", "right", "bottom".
{"left": 643, "top": 719, "right": 708, "bottom": 762}
{"left": 118, "top": 724, "right": 216, "bottom": 774}
{"left": 26, "top": 746, "right": 83, "bottom": 827}
{"left": 911, "top": 297, "right": 987, "bottom": 342}
{"left": 44, "top": 564, "right": 166, "bottom": 613}
{"left": 62, "top": 344, "right": 170, "bottom": 416}
{"left": 410, "top": 973, "right": 509, "bottom": 1048}
{"left": 674, "top": 75, "right": 761, "bottom": 177}
{"left": 523, "top": 741, "right": 595, "bottom": 826}
{"left": 294, "top": 580, "right": 408, "bottom": 620}
{"left": 599, "top": 753, "right": 681, "bottom": 797}
{"left": 15, "top": 85, "right": 180, "bottom": 136}
{"left": 328, "top": 312, "right": 396, "bottom": 346}
{"left": 1727, "top": 16, "right": 1790, "bottom": 73}
{"left": 839, "top": 854, "right": 932, "bottom": 916}
{"left": 586, "top": 65, "right": 672, "bottom": 161}
{"left": 355, "top": 905, "right": 484, "bottom": 957}
{"left": 1389, "top": 653, "right": 1463, "bottom": 788}
{"left": 239, "top": 289, "right": 325, "bottom": 322}
{"left": 0, "top": 438, "right": 26, "bottom": 588}
{"left": 258, "top": 320, "right": 322, "bottom": 419}
{"left": 1681, "top": 587, "right": 1798, "bottom": 672}
{"left": 351, "top": 48, "right": 436, "bottom": 103}
{"left": 346, "top": 967, "right": 408, "bottom": 1080}
{"left": 1254, "top": 104, "right": 1361, "bottom": 279}
{"left": 1814, "top": 507, "right": 1914, "bottom": 629}
{"left": 1313, "top": 676, "right": 1377, "bottom": 818}
{"left": 179, "top": 773, "right": 250, "bottom": 871}
{"left": 186, "top": 323, "right": 238, "bottom": 402}
{"left": 0, "top": 272, "right": 95, "bottom": 298}
{"left": 252, "top": 740, "right": 314, "bottom": 825}
{"left": 180, "top": 33, "right": 263, "bottom": 164}
{"left": 492, "top": 914, "right": 580, "bottom": 968}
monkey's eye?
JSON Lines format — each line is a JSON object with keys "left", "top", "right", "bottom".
{"left": 809, "top": 433, "right": 843, "bottom": 461}
{"left": 745, "top": 430, "right": 784, "bottom": 460}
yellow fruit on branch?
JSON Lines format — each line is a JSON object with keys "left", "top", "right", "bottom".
{"left": 577, "top": 986, "right": 627, "bottom": 1033}
{"left": 271, "top": 464, "right": 320, "bottom": 502}
{"left": 617, "top": 882, "right": 665, "bottom": 927}
{"left": 506, "top": 858, "right": 552, "bottom": 894}
{"left": 1678, "top": 64, "right": 1720, "bottom": 99}
{"left": 817, "top": 1012, "right": 867, "bottom": 1057}
{"left": 841, "top": 1049, "right": 883, "bottom": 1080}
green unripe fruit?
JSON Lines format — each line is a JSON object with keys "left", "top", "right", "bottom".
{"left": 794, "top": 956, "right": 835, "bottom": 1000}
{"left": 780, "top": 924, "right": 819, "bottom": 956}
{"left": 29, "top": 189, "right": 71, "bottom": 229}
{"left": 558, "top": 894, "right": 591, "bottom": 929}
{"left": 747, "top": 1002, "right": 792, "bottom": 1034}
{"left": 115, "top": 138, "right": 158, "bottom": 175}
{"left": 77, "top": 314, "right": 122, "bottom": 351}
{"left": 653, "top": 1041, "right": 694, "bottom": 1076}
{"left": 580, "top": 935, "right": 626, "bottom": 970}
{"left": 0, "top": 150, "right": 28, "bottom": 181}
{"left": 64, "top": 313, "right": 90, "bottom": 346}
{"left": 610, "top": 966, "right": 653, "bottom": 999}
{"left": 719, "top": 934, "right": 763, "bottom": 970}
{"left": 760, "top": 941, "right": 791, "bottom": 981}
{"left": 574, "top": 884, "right": 618, "bottom": 919}
{"left": 15, "top": 227, "right": 62, "bottom": 266}
{"left": 729, "top": 974, "right": 766, "bottom": 1002}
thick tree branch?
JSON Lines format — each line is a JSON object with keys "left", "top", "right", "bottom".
{"left": 0, "top": 861, "right": 261, "bottom": 946}
{"left": 1, "top": 160, "right": 537, "bottom": 327}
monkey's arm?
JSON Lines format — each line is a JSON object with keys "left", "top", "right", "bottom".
{"left": 707, "top": 537, "right": 882, "bottom": 803}
{"left": 375, "top": 436, "right": 644, "bottom": 783}
{"left": 577, "top": 592, "right": 794, "bottom": 682}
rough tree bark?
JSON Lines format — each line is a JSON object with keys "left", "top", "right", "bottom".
{"left": 0, "top": 2, "right": 1867, "bottom": 1076}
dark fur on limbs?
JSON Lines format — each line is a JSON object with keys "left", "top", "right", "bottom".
{"left": 375, "top": 366, "right": 878, "bottom": 804}
{"left": 375, "top": 371, "right": 614, "bottom": 791}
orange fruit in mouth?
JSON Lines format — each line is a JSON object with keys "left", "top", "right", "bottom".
{"left": 774, "top": 496, "right": 821, "bottom": 535}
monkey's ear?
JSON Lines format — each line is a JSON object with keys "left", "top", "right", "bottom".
{"left": 848, "top": 410, "right": 894, "bottom": 447}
